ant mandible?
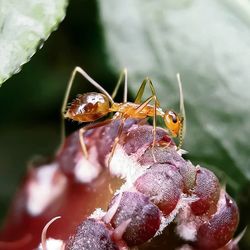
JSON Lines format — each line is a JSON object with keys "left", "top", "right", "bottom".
{"left": 61, "top": 67, "right": 186, "bottom": 163}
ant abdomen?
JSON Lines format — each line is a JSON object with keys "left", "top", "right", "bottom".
{"left": 64, "top": 92, "right": 110, "bottom": 122}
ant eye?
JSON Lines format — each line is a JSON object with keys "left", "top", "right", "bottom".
{"left": 164, "top": 111, "right": 180, "bottom": 137}
{"left": 169, "top": 111, "right": 177, "bottom": 123}
{"left": 171, "top": 115, "right": 177, "bottom": 123}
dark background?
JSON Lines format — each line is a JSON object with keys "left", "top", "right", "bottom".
{"left": 0, "top": 0, "right": 118, "bottom": 224}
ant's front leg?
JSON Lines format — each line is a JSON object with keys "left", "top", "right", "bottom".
{"left": 133, "top": 78, "right": 161, "bottom": 146}
{"left": 134, "top": 95, "right": 159, "bottom": 161}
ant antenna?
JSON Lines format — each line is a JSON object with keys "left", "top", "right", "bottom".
{"left": 176, "top": 73, "right": 186, "bottom": 148}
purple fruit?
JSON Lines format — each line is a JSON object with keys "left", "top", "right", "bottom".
{"left": 139, "top": 146, "right": 196, "bottom": 192}
{"left": 190, "top": 167, "right": 220, "bottom": 216}
{"left": 109, "top": 192, "right": 161, "bottom": 246}
{"left": 66, "top": 218, "right": 119, "bottom": 250}
{"left": 135, "top": 164, "right": 182, "bottom": 215}
{"left": 195, "top": 191, "right": 239, "bottom": 249}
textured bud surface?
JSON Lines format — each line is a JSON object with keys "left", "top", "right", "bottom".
{"left": 195, "top": 191, "right": 239, "bottom": 249}
{"left": 109, "top": 192, "right": 161, "bottom": 246}
{"left": 66, "top": 218, "right": 118, "bottom": 250}
{"left": 135, "top": 165, "right": 181, "bottom": 215}
{"left": 0, "top": 120, "right": 241, "bottom": 250}
{"left": 190, "top": 166, "right": 220, "bottom": 216}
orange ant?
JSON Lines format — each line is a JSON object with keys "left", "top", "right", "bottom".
{"left": 61, "top": 67, "right": 186, "bottom": 163}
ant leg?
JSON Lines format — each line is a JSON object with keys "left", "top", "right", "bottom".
{"left": 78, "top": 119, "right": 116, "bottom": 158}
{"left": 111, "top": 68, "right": 128, "bottom": 102}
{"left": 59, "top": 66, "right": 115, "bottom": 149}
{"left": 134, "top": 95, "right": 159, "bottom": 162}
{"left": 79, "top": 128, "right": 88, "bottom": 159}
{"left": 176, "top": 73, "right": 186, "bottom": 149}
{"left": 134, "top": 78, "right": 160, "bottom": 106}
{"left": 62, "top": 67, "right": 114, "bottom": 117}
{"left": 133, "top": 78, "right": 160, "bottom": 145}
{"left": 108, "top": 117, "right": 126, "bottom": 166}
{"left": 134, "top": 95, "right": 158, "bottom": 146}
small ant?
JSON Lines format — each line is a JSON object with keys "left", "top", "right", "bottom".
{"left": 61, "top": 67, "right": 186, "bottom": 163}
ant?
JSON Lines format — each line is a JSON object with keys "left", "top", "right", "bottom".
{"left": 61, "top": 67, "right": 186, "bottom": 164}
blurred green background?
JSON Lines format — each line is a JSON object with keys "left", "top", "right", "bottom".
{"left": 0, "top": 0, "right": 250, "bottom": 248}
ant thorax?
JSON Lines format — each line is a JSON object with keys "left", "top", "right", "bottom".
{"left": 110, "top": 102, "right": 164, "bottom": 119}
{"left": 64, "top": 92, "right": 110, "bottom": 122}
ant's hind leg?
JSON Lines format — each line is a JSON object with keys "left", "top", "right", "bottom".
{"left": 59, "top": 66, "right": 115, "bottom": 149}
{"left": 111, "top": 68, "right": 128, "bottom": 102}
{"left": 62, "top": 67, "right": 114, "bottom": 116}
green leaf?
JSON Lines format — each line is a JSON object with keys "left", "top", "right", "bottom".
{"left": 0, "top": 0, "right": 68, "bottom": 85}
{"left": 99, "top": 0, "right": 250, "bottom": 191}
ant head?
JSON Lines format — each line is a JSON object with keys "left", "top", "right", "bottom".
{"left": 164, "top": 110, "right": 183, "bottom": 137}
